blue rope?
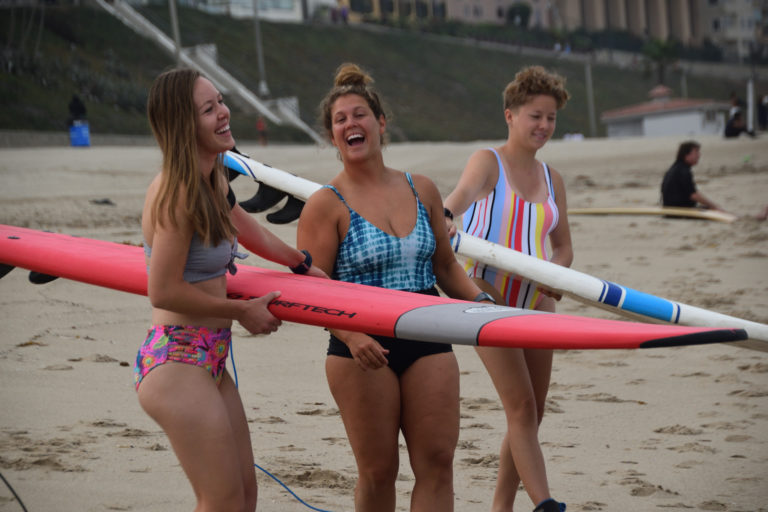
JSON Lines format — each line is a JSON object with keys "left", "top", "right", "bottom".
{"left": 253, "top": 462, "right": 334, "bottom": 512}
{"left": 0, "top": 471, "right": 28, "bottom": 512}
{"left": 229, "top": 340, "right": 335, "bottom": 512}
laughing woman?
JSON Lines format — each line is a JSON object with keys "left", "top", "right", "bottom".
{"left": 297, "top": 63, "right": 493, "bottom": 512}
{"left": 136, "top": 68, "right": 325, "bottom": 511}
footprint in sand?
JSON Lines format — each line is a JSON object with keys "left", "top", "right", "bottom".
{"left": 724, "top": 434, "right": 753, "bottom": 442}
{"left": 296, "top": 408, "right": 339, "bottom": 416}
{"left": 460, "top": 454, "right": 499, "bottom": 467}
{"left": 321, "top": 436, "right": 347, "bottom": 445}
{"left": 618, "top": 471, "right": 679, "bottom": 498}
{"left": 460, "top": 396, "right": 503, "bottom": 411}
{"left": 674, "top": 459, "right": 704, "bottom": 469}
{"left": 461, "top": 422, "right": 494, "bottom": 430}
{"left": 666, "top": 442, "right": 716, "bottom": 454}
{"left": 277, "top": 444, "right": 306, "bottom": 452}
{"left": 697, "top": 500, "right": 728, "bottom": 511}
{"left": 738, "top": 362, "right": 768, "bottom": 373}
{"left": 456, "top": 439, "right": 480, "bottom": 450}
{"left": 728, "top": 388, "right": 768, "bottom": 398}
{"left": 576, "top": 392, "right": 643, "bottom": 404}
{"left": 653, "top": 424, "right": 703, "bottom": 435}
{"left": 252, "top": 416, "right": 286, "bottom": 424}
{"left": 700, "top": 420, "right": 752, "bottom": 431}
{"left": 280, "top": 468, "right": 355, "bottom": 490}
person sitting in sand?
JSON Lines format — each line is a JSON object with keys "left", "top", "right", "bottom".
{"left": 661, "top": 141, "right": 724, "bottom": 211}
{"left": 724, "top": 109, "right": 755, "bottom": 139}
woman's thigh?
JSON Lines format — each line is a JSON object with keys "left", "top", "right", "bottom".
{"left": 326, "top": 356, "right": 402, "bottom": 471}
{"left": 400, "top": 352, "right": 460, "bottom": 469}
{"left": 137, "top": 362, "right": 246, "bottom": 498}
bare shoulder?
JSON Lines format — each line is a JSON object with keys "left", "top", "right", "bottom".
{"left": 409, "top": 172, "right": 441, "bottom": 202}
{"left": 302, "top": 184, "right": 346, "bottom": 219}
{"left": 467, "top": 147, "right": 498, "bottom": 169}
{"left": 545, "top": 164, "right": 566, "bottom": 190}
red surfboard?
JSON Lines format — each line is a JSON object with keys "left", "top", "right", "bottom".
{"left": 0, "top": 224, "right": 746, "bottom": 349}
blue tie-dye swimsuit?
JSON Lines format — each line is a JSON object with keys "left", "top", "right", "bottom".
{"left": 325, "top": 173, "right": 436, "bottom": 291}
{"left": 324, "top": 172, "right": 451, "bottom": 376}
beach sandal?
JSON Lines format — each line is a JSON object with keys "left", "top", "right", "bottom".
{"left": 533, "top": 498, "right": 566, "bottom": 512}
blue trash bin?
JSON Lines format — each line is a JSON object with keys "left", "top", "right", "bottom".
{"left": 69, "top": 120, "right": 91, "bottom": 147}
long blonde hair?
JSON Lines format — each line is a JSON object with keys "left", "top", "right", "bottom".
{"left": 147, "top": 68, "right": 235, "bottom": 245}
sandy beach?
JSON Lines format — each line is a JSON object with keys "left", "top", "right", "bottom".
{"left": 0, "top": 134, "right": 766, "bottom": 511}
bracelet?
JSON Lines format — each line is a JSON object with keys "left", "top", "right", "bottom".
{"left": 473, "top": 291, "right": 496, "bottom": 304}
{"left": 290, "top": 250, "right": 312, "bottom": 274}
{"left": 444, "top": 207, "right": 454, "bottom": 220}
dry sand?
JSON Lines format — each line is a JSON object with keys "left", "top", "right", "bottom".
{"left": 0, "top": 134, "right": 766, "bottom": 511}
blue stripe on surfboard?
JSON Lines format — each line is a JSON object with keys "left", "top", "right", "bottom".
{"left": 222, "top": 152, "right": 254, "bottom": 179}
{"left": 452, "top": 232, "right": 462, "bottom": 254}
{"left": 599, "top": 280, "right": 681, "bottom": 323}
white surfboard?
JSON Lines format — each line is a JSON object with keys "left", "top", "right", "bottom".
{"left": 450, "top": 231, "right": 768, "bottom": 346}
{"left": 222, "top": 151, "right": 768, "bottom": 347}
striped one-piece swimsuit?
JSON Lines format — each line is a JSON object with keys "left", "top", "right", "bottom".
{"left": 462, "top": 148, "right": 559, "bottom": 309}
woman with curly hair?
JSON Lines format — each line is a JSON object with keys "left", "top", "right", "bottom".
{"left": 444, "top": 66, "right": 573, "bottom": 512}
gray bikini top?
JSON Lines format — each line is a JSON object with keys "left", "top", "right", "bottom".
{"left": 144, "top": 183, "right": 247, "bottom": 283}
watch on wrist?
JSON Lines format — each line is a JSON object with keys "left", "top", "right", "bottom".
{"left": 290, "top": 250, "right": 312, "bottom": 274}
{"left": 473, "top": 291, "right": 496, "bottom": 304}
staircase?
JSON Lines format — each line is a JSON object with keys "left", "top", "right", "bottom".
{"left": 94, "top": 0, "right": 324, "bottom": 144}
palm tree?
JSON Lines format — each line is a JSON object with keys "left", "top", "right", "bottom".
{"left": 642, "top": 38, "right": 679, "bottom": 85}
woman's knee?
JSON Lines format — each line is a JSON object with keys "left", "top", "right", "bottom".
{"left": 410, "top": 439, "right": 456, "bottom": 480}
{"left": 504, "top": 394, "right": 539, "bottom": 427}
{"left": 357, "top": 457, "right": 399, "bottom": 489}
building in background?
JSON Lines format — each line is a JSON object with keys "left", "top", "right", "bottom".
{"left": 441, "top": 0, "right": 765, "bottom": 63}
{"left": 170, "top": 0, "right": 338, "bottom": 22}
{"left": 601, "top": 84, "right": 731, "bottom": 138}
{"left": 141, "top": 0, "right": 766, "bottom": 62}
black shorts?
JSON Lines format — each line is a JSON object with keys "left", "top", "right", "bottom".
{"left": 326, "top": 287, "right": 453, "bottom": 376}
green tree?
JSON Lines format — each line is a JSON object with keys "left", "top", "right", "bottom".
{"left": 643, "top": 38, "right": 679, "bottom": 85}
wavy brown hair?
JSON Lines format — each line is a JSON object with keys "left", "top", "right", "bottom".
{"left": 318, "top": 63, "right": 389, "bottom": 144}
{"left": 503, "top": 66, "right": 570, "bottom": 111}
{"left": 147, "top": 68, "right": 235, "bottom": 246}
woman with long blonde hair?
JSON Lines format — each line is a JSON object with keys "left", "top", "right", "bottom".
{"left": 136, "top": 67, "right": 325, "bottom": 511}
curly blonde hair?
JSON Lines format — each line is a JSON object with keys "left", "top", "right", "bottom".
{"left": 503, "top": 66, "right": 570, "bottom": 111}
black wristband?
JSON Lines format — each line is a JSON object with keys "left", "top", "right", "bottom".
{"left": 473, "top": 291, "right": 496, "bottom": 304}
{"left": 444, "top": 207, "right": 454, "bottom": 220}
{"left": 290, "top": 250, "right": 312, "bottom": 274}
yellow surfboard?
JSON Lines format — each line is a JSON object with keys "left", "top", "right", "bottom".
{"left": 567, "top": 207, "right": 737, "bottom": 223}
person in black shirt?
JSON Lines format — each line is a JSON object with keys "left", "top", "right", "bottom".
{"left": 661, "top": 141, "right": 723, "bottom": 211}
{"left": 724, "top": 109, "right": 755, "bottom": 138}
{"left": 67, "top": 94, "right": 87, "bottom": 127}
